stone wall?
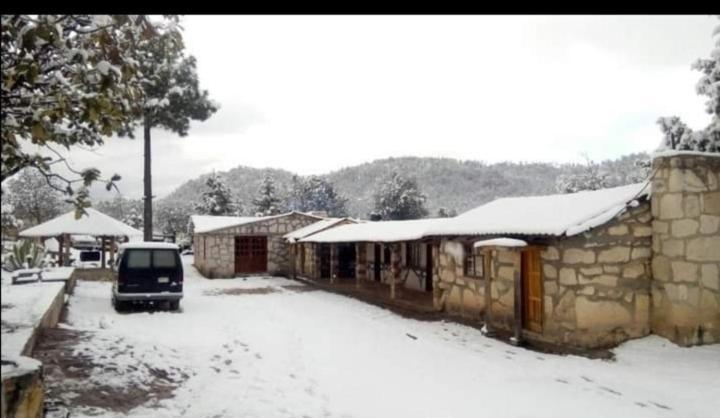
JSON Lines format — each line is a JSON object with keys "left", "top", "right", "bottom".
{"left": 540, "top": 201, "right": 653, "bottom": 348}
{"left": 434, "top": 200, "right": 653, "bottom": 349}
{"left": 194, "top": 213, "right": 319, "bottom": 278}
{"left": 651, "top": 153, "right": 720, "bottom": 345}
{"left": 435, "top": 239, "right": 486, "bottom": 320}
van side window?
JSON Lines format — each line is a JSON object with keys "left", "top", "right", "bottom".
{"left": 154, "top": 250, "right": 178, "bottom": 268}
{"left": 126, "top": 250, "right": 151, "bottom": 268}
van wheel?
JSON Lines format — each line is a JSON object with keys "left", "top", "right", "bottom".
{"left": 114, "top": 300, "right": 128, "bottom": 313}
{"left": 169, "top": 300, "right": 180, "bottom": 311}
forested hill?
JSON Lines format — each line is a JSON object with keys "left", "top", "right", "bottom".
{"left": 159, "top": 154, "right": 649, "bottom": 218}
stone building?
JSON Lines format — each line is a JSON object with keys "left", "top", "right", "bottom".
{"left": 294, "top": 219, "right": 447, "bottom": 296}
{"left": 289, "top": 152, "right": 718, "bottom": 349}
{"left": 425, "top": 151, "right": 719, "bottom": 349}
{"left": 191, "top": 212, "right": 322, "bottom": 278}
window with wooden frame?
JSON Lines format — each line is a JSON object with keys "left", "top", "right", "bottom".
{"left": 405, "top": 242, "right": 422, "bottom": 268}
{"left": 463, "top": 244, "right": 484, "bottom": 278}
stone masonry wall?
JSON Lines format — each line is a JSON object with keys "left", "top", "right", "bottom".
{"left": 651, "top": 153, "right": 720, "bottom": 345}
{"left": 195, "top": 213, "right": 319, "bottom": 278}
{"left": 540, "top": 201, "right": 653, "bottom": 348}
{"left": 436, "top": 239, "right": 486, "bottom": 321}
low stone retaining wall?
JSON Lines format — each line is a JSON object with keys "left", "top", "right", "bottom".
{"left": 1, "top": 273, "right": 75, "bottom": 418}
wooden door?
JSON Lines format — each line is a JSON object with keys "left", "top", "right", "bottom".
{"left": 521, "top": 248, "right": 542, "bottom": 332}
{"left": 235, "top": 236, "right": 267, "bottom": 274}
{"left": 425, "top": 243, "right": 433, "bottom": 292}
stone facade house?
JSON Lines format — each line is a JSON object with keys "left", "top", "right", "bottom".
{"left": 191, "top": 212, "right": 322, "bottom": 278}
{"left": 425, "top": 152, "right": 719, "bottom": 349}
{"left": 290, "top": 152, "right": 719, "bottom": 350}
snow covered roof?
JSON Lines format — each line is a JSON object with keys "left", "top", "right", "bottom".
{"left": 118, "top": 242, "right": 179, "bottom": 250}
{"left": 284, "top": 218, "right": 357, "bottom": 243}
{"left": 191, "top": 215, "right": 261, "bottom": 234}
{"left": 299, "top": 218, "right": 447, "bottom": 243}
{"left": 474, "top": 238, "right": 527, "bottom": 248}
{"left": 192, "top": 211, "right": 325, "bottom": 234}
{"left": 425, "top": 182, "right": 651, "bottom": 238}
{"left": 19, "top": 208, "right": 143, "bottom": 238}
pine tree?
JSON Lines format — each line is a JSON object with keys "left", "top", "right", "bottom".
{"left": 127, "top": 17, "right": 219, "bottom": 240}
{"left": 555, "top": 156, "right": 611, "bottom": 194}
{"left": 657, "top": 17, "right": 720, "bottom": 153}
{"left": 436, "top": 207, "right": 457, "bottom": 218}
{"left": 122, "top": 206, "right": 144, "bottom": 230}
{"left": 196, "top": 173, "right": 236, "bottom": 216}
{"left": 290, "top": 175, "right": 348, "bottom": 216}
{"left": 6, "top": 168, "right": 64, "bottom": 225}
{"left": 2, "top": 15, "right": 182, "bottom": 215}
{"left": 373, "top": 172, "right": 429, "bottom": 220}
{"left": 253, "top": 173, "right": 283, "bottom": 216}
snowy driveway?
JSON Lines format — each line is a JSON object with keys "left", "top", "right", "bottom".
{"left": 42, "top": 256, "right": 720, "bottom": 418}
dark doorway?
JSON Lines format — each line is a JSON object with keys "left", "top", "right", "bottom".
{"left": 337, "top": 243, "right": 356, "bottom": 279}
{"left": 319, "top": 244, "right": 331, "bottom": 278}
{"left": 235, "top": 236, "right": 267, "bottom": 274}
{"left": 425, "top": 243, "right": 433, "bottom": 292}
{"left": 374, "top": 244, "right": 381, "bottom": 282}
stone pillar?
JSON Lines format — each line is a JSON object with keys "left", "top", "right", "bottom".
{"left": 356, "top": 243, "right": 367, "bottom": 288}
{"left": 390, "top": 243, "right": 401, "bottom": 299}
{"left": 330, "top": 244, "right": 338, "bottom": 283}
{"left": 651, "top": 152, "right": 720, "bottom": 346}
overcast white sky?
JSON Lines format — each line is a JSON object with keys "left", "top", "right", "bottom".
{"left": 42, "top": 15, "right": 718, "bottom": 200}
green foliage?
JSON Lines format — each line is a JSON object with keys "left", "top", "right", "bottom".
{"left": 1, "top": 15, "right": 183, "bottom": 216}
{"left": 252, "top": 173, "right": 283, "bottom": 216}
{"left": 3, "top": 239, "right": 46, "bottom": 271}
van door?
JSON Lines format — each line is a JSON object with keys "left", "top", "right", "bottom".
{"left": 119, "top": 249, "right": 182, "bottom": 293}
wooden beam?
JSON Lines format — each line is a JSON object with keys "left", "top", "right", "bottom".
{"left": 57, "top": 234, "right": 64, "bottom": 266}
{"left": 110, "top": 236, "right": 116, "bottom": 266}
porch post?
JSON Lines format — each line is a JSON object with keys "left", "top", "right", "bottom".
{"left": 513, "top": 249, "right": 523, "bottom": 345}
{"left": 390, "top": 243, "right": 400, "bottom": 299}
{"left": 483, "top": 249, "right": 494, "bottom": 336}
{"left": 330, "top": 244, "right": 338, "bottom": 284}
{"left": 432, "top": 240, "right": 441, "bottom": 309}
{"left": 355, "top": 242, "right": 367, "bottom": 289}
{"left": 291, "top": 243, "right": 297, "bottom": 280}
{"left": 63, "top": 233, "right": 71, "bottom": 266}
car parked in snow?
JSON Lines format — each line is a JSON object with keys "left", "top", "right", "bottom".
{"left": 112, "top": 242, "right": 183, "bottom": 312}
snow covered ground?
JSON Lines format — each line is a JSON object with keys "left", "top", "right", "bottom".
{"left": 47, "top": 256, "right": 720, "bottom": 418}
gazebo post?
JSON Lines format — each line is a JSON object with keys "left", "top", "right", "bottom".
{"left": 110, "top": 236, "right": 117, "bottom": 267}
{"left": 101, "top": 236, "right": 107, "bottom": 268}
{"left": 57, "top": 234, "right": 64, "bottom": 266}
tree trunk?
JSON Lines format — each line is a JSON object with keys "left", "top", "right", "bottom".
{"left": 143, "top": 116, "right": 153, "bottom": 242}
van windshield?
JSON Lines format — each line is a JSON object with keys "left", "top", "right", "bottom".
{"left": 125, "top": 249, "right": 178, "bottom": 269}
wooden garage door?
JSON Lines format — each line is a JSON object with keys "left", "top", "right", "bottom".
{"left": 235, "top": 236, "right": 267, "bottom": 274}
